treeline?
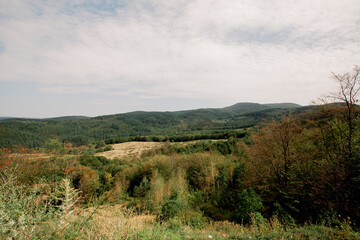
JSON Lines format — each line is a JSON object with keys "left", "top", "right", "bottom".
{"left": 0, "top": 103, "right": 300, "bottom": 148}
{"left": 1, "top": 101, "right": 360, "bottom": 233}
{"left": 1, "top": 67, "right": 360, "bottom": 238}
{"left": 87, "top": 102, "right": 359, "bottom": 226}
{"left": 0, "top": 120, "right": 244, "bottom": 148}
{"left": 104, "top": 130, "right": 247, "bottom": 144}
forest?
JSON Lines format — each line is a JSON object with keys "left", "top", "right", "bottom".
{"left": 0, "top": 67, "right": 360, "bottom": 239}
{"left": 0, "top": 102, "right": 302, "bottom": 148}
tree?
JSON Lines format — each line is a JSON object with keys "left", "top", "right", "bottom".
{"left": 303, "top": 65, "right": 360, "bottom": 224}
{"left": 69, "top": 165, "right": 100, "bottom": 203}
{"left": 235, "top": 188, "right": 263, "bottom": 224}
{"left": 330, "top": 65, "right": 360, "bottom": 164}
{"left": 328, "top": 66, "right": 360, "bottom": 224}
{"left": 133, "top": 176, "right": 150, "bottom": 198}
{"left": 247, "top": 116, "right": 303, "bottom": 218}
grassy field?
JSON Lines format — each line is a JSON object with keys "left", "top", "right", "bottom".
{"left": 95, "top": 141, "right": 165, "bottom": 159}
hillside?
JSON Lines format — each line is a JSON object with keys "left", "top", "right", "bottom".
{"left": 2, "top": 99, "right": 360, "bottom": 239}
{"left": 0, "top": 102, "right": 303, "bottom": 148}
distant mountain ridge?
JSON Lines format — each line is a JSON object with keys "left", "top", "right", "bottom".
{"left": 0, "top": 102, "right": 301, "bottom": 121}
{"left": 0, "top": 115, "right": 90, "bottom": 121}
{"left": 0, "top": 117, "right": 13, "bottom": 120}
{"left": 0, "top": 102, "right": 304, "bottom": 148}
{"left": 44, "top": 116, "right": 91, "bottom": 121}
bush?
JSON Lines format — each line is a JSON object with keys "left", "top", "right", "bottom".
{"left": 104, "top": 145, "right": 113, "bottom": 151}
{"left": 0, "top": 168, "right": 80, "bottom": 239}
{"left": 273, "top": 202, "right": 296, "bottom": 227}
{"left": 167, "top": 217, "right": 183, "bottom": 231}
{"left": 0, "top": 169, "right": 53, "bottom": 238}
{"left": 182, "top": 209, "right": 208, "bottom": 229}
{"left": 133, "top": 176, "right": 150, "bottom": 198}
{"left": 235, "top": 188, "right": 263, "bottom": 224}
{"left": 95, "top": 140, "right": 106, "bottom": 149}
{"left": 161, "top": 190, "right": 187, "bottom": 221}
{"left": 69, "top": 165, "right": 100, "bottom": 203}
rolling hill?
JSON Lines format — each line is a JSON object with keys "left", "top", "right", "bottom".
{"left": 0, "top": 102, "right": 303, "bottom": 148}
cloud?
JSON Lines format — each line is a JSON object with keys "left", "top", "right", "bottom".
{"left": 0, "top": 0, "right": 360, "bottom": 109}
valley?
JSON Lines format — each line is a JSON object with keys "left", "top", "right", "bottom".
{"left": 1, "top": 100, "right": 359, "bottom": 239}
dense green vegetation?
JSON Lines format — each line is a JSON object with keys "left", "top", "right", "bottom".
{"left": 1, "top": 98, "right": 360, "bottom": 238}
{"left": 1, "top": 67, "right": 360, "bottom": 239}
{"left": 0, "top": 102, "right": 302, "bottom": 148}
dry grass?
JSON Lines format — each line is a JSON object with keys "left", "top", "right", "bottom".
{"left": 77, "top": 205, "right": 263, "bottom": 239}
{"left": 95, "top": 142, "right": 165, "bottom": 160}
{"left": 80, "top": 204, "right": 157, "bottom": 239}
{"left": 94, "top": 140, "right": 215, "bottom": 160}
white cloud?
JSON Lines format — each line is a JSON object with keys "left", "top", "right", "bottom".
{"left": 0, "top": 0, "right": 360, "bottom": 111}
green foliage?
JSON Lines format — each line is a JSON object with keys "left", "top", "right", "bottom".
{"left": 273, "top": 202, "right": 296, "bottom": 227}
{"left": 95, "top": 140, "right": 106, "bottom": 148}
{"left": 104, "top": 144, "right": 113, "bottom": 151}
{"left": 1, "top": 117, "right": 360, "bottom": 238}
{"left": 0, "top": 103, "right": 300, "bottom": 148}
{"left": 1, "top": 85, "right": 360, "bottom": 231}
{"left": 182, "top": 209, "right": 209, "bottom": 229}
{"left": 146, "top": 171, "right": 166, "bottom": 212}
{"left": 0, "top": 169, "right": 51, "bottom": 238}
{"left": 320, "top": 207, "right": 342, "bottom": 227}
{"left": 167, "top": 217, "right": 183, "bottom": 231}
{"left": 235, "top": 188, "right": 263, "bottom": 224}
{"left": 161, "top": 190, "right": 188, "bottom": 221}
{"left": 0, "top": 168, "right": 82, "bottom": 239}
{"left": 69, "top": 165, "right": 100, "bottom": 203}
{"left": 133, "top": 176, "right": 150, "bottom": 198}
{"left": 79, "top": 155, "right": 111, "bottom": 170}
{"left": 159, "top": 139, "right": 244, "bottom": 157}
{"left": 45, "top": 138, "right": 64, "bottom": 154}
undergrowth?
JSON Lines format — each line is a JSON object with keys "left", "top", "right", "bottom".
{"left": 1, "top": 169, "right": 359, "bottom": 240}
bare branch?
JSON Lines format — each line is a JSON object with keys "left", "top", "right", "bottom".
{"left": 330, "top": 65, "right": 360, "bottom": 106}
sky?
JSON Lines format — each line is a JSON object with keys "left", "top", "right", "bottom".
{"left": 0, "top": 0, "right": 359, "bottom": 118}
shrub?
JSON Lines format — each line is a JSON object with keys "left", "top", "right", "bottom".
{"left": 273, "top": 202, "right": 296, "bottom": 227}
{"left": 95, "top": 140, "right": 106, "bottom": 149}
{"left": 104, "top": 145, "right": 113, "bottom": 151}
{"left": 235, "top": 188, "right": 263, "bottom": 224}
{"left": 133, "top": 176, "right": 150, "bottom": 198}
{"left": 161, "top": 190, "right": 187, "bottom": 221}
{"left": 69, "top": 165, "right": 100, "bottom": 203}
{"left": 182, "top": 209, "right": 208, "bottom": 229}
{"left": 53, "top": 178, "right": 81, "bottom": 227}
{"left": 146, "top": 171, "right": 166, "bottom": 212}
{"left": 167, "top": 217, "right": 183, "bottom": 231}
{"left": 0, "top": 168, "right": 80, "bottom": 239}
{"left": 0, "top": 169, "right": 53, "bottom": 239}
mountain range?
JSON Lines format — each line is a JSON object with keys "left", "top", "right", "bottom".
{"left": 0, "top": 102, "right": 306, "bottom": 148}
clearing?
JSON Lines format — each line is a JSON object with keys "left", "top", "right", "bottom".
{"left": 95, "top": 141, "right": 165, "bottom": 159}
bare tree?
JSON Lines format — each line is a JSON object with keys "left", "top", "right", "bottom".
{"left": 330, "top": 65, "right": 360, "bottom": 164}
{"left": 331, "top": 65, "right": 360, "bottom": 111}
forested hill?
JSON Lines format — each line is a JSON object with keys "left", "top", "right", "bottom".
{"left": 0, "top": 102, "right": 302, "bottom": 148}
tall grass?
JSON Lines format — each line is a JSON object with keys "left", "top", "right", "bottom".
{"left": 1, "top": 158, "right": 359, "bottom": 239}
{"left": 1, "top": 170, "right": 359, "bottom": 240}
{"left": 0, "top": 168, "right": 84, "bottom": 239}
{"left": 0, "top": 168, "right": 52, "bottom": 239}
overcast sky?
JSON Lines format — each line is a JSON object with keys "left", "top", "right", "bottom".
{"left": 0, "top": 0, "right": 359, "bottom": 118}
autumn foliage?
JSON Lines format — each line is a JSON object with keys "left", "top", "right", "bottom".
{"left": 1, "top": 66, "right": 359, "bottom": 237}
